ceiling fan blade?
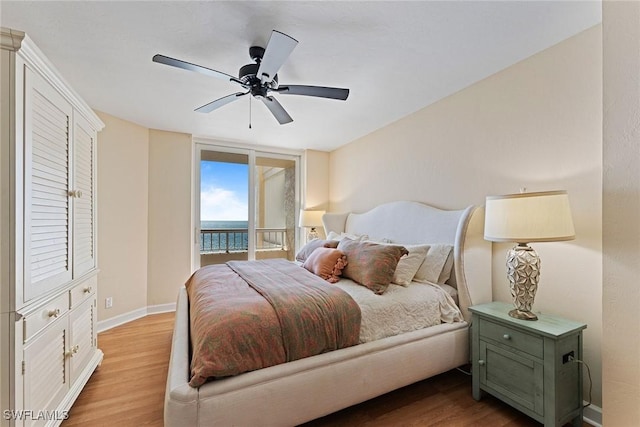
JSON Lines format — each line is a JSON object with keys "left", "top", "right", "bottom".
{"left": 153, "top": 54, "right": 245, "bottom": 86}
{"left": 257, "top": 30, "right": 298, "bottom": 84}
{"left": 260, "top": 96, "right": 293, "bottom": 124}
{"left": 275, "top": 85, "right": 349, "bottom": 101}
{"left": 195, "top": 92, "right": 247, "bottom": 113}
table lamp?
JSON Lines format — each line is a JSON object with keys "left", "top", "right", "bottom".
{"left": 299, "top": 210, "right": 325, "bottom": 241}
{"left": 484, "top": 190, "right": 575, "bottom": 320}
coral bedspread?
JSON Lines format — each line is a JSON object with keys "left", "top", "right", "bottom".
{"left": 185, "top": 259, "right": 361, "bottom": 387}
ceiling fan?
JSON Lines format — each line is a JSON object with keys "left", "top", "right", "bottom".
{"left": 152, "top": 30, "right": 350, "bottom": 125}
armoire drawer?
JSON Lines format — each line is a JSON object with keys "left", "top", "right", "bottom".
{"left": 23, "top": 292, "right": 69, "bottom": 342}
{"left": 70, "top": 276, "right": 97, "bottom": 308}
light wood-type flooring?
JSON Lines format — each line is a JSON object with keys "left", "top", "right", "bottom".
{"left": 62, "top": 312, "right": 590, "bottom": 427}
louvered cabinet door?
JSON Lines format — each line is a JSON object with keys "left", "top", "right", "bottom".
{"left": 22, "top": 318, "right": 69, "bottom": 427}
{"left": 72, "top": 114, "right": 97, "bottom": 277}
{"left": 23, "top": 68, "right": 73, "bottom": 303}
{"left": 68, "top": 295, "right": 96, "bottom": 385}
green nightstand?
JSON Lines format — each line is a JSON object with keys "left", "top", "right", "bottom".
{"left": 470, "top": 301, "right": 587, "bottom": 427}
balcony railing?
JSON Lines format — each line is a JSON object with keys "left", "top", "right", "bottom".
{"left": 200, "top": 228, "right": 288, "bottom": 254}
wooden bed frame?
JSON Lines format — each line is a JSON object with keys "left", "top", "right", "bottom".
{"left": 164, "top": 201, "right": 492, "bottom": 426}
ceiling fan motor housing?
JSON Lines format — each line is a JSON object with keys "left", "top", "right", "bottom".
{"left": 239, "top": 62, "right": 278, "bottom": 92}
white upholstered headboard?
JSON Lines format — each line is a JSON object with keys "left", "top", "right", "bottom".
{"left": 322, "top": 201, "right": 492, "bottom": 322}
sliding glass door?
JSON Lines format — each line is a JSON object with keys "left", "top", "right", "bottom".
{"left": 199, "top": 150, "right": 250, "bottom": 265}
{"left": 255, "top": 155, "right": 297, "bottom": 260}
{"left": 194, "top": 143, "right": 299, "bottom": 268}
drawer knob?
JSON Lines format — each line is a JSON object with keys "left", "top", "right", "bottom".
{"left": 48, "top": 308, "right": 61, "bottom": 318}
{"left": 478, "top": 360, "right": 485, "bottom": 366}
{"left": 83, "top": 286, "right": 93, "bottom": 294}
{"left": 503, "top": 334, "right": 511, "bottom": 340}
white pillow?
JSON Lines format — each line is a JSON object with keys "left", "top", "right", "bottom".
{"left": 326, "top": 231, "right": 369, "bottom": 241}
{"left": 392, "top": 244, "right": 430, "bottom": 286}
{"left": 437, "top": 250, "right": 455, "bottom": 284}
{"left": 413, "top": 244, "right": 453, "bottom": 284}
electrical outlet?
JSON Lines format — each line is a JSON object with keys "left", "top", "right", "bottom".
{"left": 562, "top": 351, "right": 575, "bottom": 364}
{"left": 105, "top": 297, "right": 113, "bottom": 309}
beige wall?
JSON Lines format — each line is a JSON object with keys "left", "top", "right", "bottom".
{"left": 302, "top": 149, "right": 330, "bottom": 239}
{"left": 97, "top": 119, "right": 194, "bottom": 320}
{"left": 602, "top": 1, "right": 640, "bottom": 425}
{"left": 96, "top": 111, "right": 149, "bottom": 320}
{"left": 303, "top": 149, "right": 330, "bottom": 211}
{"left": 147, "top": 129, "right": 192, "bottom": 306}
{"left": 329, "top": 26, "right": 603, "bottom": 407}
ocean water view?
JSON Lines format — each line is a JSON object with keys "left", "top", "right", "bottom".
{"left": 200, "top": 220, "right": 249, "bottom": 253}
{"left": 201, "top": 220, "right": 249, "bottom": 229}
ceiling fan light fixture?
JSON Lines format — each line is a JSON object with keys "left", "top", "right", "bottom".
{"left": 153, "top": 29, "right": 349, "bottom": 125}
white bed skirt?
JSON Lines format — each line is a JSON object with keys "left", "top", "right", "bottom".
{"left": 165, "top": 286, "right": 470, "bottom": 427}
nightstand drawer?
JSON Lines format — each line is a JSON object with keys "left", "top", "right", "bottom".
{"left": 478, "top": 318, "right": 543, "bottom": 359}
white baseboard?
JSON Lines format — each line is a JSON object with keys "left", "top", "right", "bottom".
{"left": 97, "top": 302, "right": 176, "bottom": 333}
{"left": 148, "top": 302, "right": 177, "bottom": 314}
{"left": 583, "top": 403, "right": 602, "bottom": 427}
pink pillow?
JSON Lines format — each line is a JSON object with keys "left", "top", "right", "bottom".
{"left": 302, "top": 248, "right": 348, "bottom": 283}
{"left": 295, "top": 239, "right": 339, "bottom": 262}
{"left": 337, "top": 238, "right": 408, "bottom": 294}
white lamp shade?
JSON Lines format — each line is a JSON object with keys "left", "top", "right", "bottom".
{"left": 299, "top": 210, "right": 325, "bottom": 228}
{"left": 484, "top": 190, "right": 575, "bottom": 243}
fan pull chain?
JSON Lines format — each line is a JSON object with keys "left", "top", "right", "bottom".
{"left": 249, "top": 96, "right": 252, "bottom": 129}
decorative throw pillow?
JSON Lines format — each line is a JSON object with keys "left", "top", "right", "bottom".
{"left": 337, "top": 238, "right": 408, "bottom": 294}
{"left": 302, "top": 247, "right": 348, "bottom": 283}
{"left": 392, "top": 244, "right": 430, "bottom": 286}
{"left": 413, "top": 244, "right": 453, "bottom": 284}
{"left": 295, "top": 239, "right": 339, "bottom": 263}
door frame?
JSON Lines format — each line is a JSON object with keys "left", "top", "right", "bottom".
{"left": 191, "top": 138, "right": 302, "bottom": 271}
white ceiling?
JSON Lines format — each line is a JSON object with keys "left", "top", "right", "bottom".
{"left": 1, "top": 1, "right": 601, "bottom": 152}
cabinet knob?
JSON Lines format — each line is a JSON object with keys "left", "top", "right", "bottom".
{"left": 66, "top": 345, "right": 79, "bottom": 358}
{"left": 68, "top": 190, "right": 83, "bottom": 198}
{"left": 478, "top": 360, "right": 485, "bottom": 366}
{"left": 83, "top": 286, "right": 93, "bottom": 294}
{"left": 48, "top": 308, "right": 61, "bottom": 318}
{"left": 503, "top": 334, "right": 511, "bottom": 340}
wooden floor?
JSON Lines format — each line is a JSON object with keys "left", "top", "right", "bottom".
{"left": 62, "top": 312, "right": 175, "bottom": 427}
{"left": 63, "top": 312, "right": 588, "bottom": 427}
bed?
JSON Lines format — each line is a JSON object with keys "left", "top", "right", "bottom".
{"left": 164, "top": 201, "right": 492, "bottom": 426}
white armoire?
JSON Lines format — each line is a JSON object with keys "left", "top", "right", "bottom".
{"left": 1, "top": 28, "right": 104, "bottom": 427}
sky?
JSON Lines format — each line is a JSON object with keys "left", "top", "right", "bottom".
{"left": 200, "top": 160, "right": 248, "bottom": 221}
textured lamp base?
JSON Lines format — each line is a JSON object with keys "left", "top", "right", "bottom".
{"left": 506, "top": 244, "right": 540, "bottom": 321}
{"left": 508, "top": 308, "right": 538, "bottom": 321}
{"left": 307, "top": 227, "right": 319, "bottom": 241}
